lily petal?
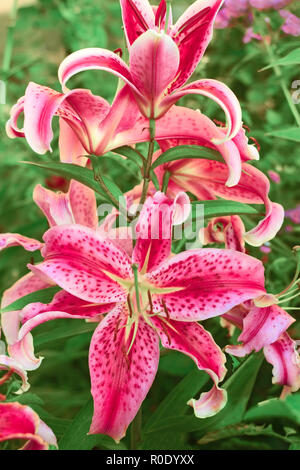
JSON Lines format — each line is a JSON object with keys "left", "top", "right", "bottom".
{"left": 6, "top": 97, "right": 25, "bottom": 138}
{"left": 264, "top": 333, "right": 300, "bottom": 391}
{"left": 129, "top": 30, "right": 180, "bottom": 117}
{"left": 132, "top": 191, "right": 190, "bottom": 272}
{"left": 30, "top": 225, "right": 132, "bottom": 304}
{"left": 161, "top": 79, "right": 242, "bottom": 142}
{"left": 0, "top": 355, "right": 30, "bottom": 393}
{"left": 0, "top": 402, "right": 51, "bottom": 450}
{"left": 0, "top": 233, "right": 42, "bottom": 252}
{"left": 120, "top": 0, "right": 155, "bottom": 46}
{"left": 148, "top": 248, "right": 265, "bottom": 321}
{"left": 225, "top": 304, "right": 295, "bottom": 357}
{"left": 58, "top": 48, "right": 142, "bottom": 98}
{"left": 170, "top": 0, "right": 223, "bottom": 90}
{"left": 89, "top": 306, "right": 159, "bottom": 442}
{"left": 244, "top": 202, "right": 285, "bottom": 247}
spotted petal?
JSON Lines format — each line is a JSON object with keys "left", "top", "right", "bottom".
{"left": 30, "top": 225, "right": 132, "bottom": 304}
{"left": 148, "top": 249, "right": 265, "bottom": 321}
{"left": 152, "top": 317, "right": 227, "bottom": 417}
{"left": 89, "top": 306, "right": 159, "bottom": 442}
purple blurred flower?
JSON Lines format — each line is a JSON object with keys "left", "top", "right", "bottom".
{"left": 285, "top": 205, "right": 300, "bottom": 224}
{"left": 268, "top": 170, "right": 281, "bottom": 184}
{"left": 243, "top": 27, "right": 263, "bottom": 42}
{"left": 279, "top": 10, "right": 300, "bottom": 36}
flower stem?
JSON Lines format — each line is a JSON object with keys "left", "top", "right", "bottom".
{"left": 263, "top": 40, "right": 300, "bottom": 128}
{"left": 139, "top": 119, "right": 156, "bottom": 207}
{"left": 1, "top": 0, "right": 18, "bottom": 76}
{"left": 130, "top": 407, "right": 142, "bottom": 450}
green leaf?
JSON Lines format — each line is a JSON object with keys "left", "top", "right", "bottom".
{"left": 1, "top": 286, "right": 61, "bottom": 313}
{"left": 261, "top": 47, "right": 300, "bottom": 70}
{"left": 198, "top": 423, "right": 291, "bottom": 446}
{"left": 245, "top": 394, "right": 300, "bottom": 427}
{"left": 59, "top": 398, "right": 127, "bottom": 450}
{"left": 24, "top": 161, "right": 111, "bottom": 202}
{"left": 192, "top": 200, "right": 260, "bottom": 220}
{"left": 266, "top": 127, "right": 300, "bottom": 143}
{"left": 151, "top": 145, "right": 222, "bottom": 170}
{"left": 142, "top": 353, "right": 264, "bottom": 437}
{"left": 112, "top": 145, "right": 145, "bottom": 168}
{"left": 34, "top": 321, "right": 95, "bottom": 347}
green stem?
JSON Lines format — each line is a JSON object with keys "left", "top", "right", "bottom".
{"left": 130, "top": 407, "right": 142, "bottom": 450}
{"left": 1, "top": 0, "right": 18, "bottom": 76}
{"left": 139, "top": 119, "right": 156, "bottom": 207}
{"left": 263, "top": 40, "right": 300, "bottom": 127}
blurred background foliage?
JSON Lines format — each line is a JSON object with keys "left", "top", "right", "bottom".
{"left": 0, "top": 0, "right": 300, "bottom": 450}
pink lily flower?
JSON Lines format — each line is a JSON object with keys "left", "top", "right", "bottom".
{"left": 199, "top": 215, "right": 246, "bottom": 252}
{"left": 223, "top": 301, "right": 300, "bottom": 395}
{"left": 149, "top": 114, "right": 284, "bottom": 246}
{"left": 57, "top": 0, "right": 242, "bottom": 140}
{"left": 0, "top": 178, "right": 100, "bottom": 371}
{"left": 0, "top": 402, "right": 57, "bottom": 450}
{"left": 11, "top": 191, "right": 267, "bottom": 441}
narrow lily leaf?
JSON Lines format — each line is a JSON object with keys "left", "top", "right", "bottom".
{"left": 24, "top": 161, "right": 111, "bottom": 202}
{"left": 245, "top": 394, "right": 300, "bottom": 427}
{"left": 192, "top": 200, "right": 260, "bottom": 220}
{"left": 151, "top": 145, "right": 222, "bottom": 170}
{"left": 112, "top": 145, "right": 145, "bottom": 167}
{"left": 34, "top": 321, "right": 95, "bottom": 347}
{"left": 89, "top": 155, "right": 126, "bottom": 208}
{"left": 198, "top": 423, "right": 291, "bottom": 446}
{"left": 266, "top": 128, "right": 300, "bottom": 143}
{"left": 0, "top": 286, "right": 61, "bottom": 313}
{"left": 59, "top": 398, "right": 127, "bottom": 450}
{"left": 142, "top": 353, "right": 264, "bottom": 437}
{"left": 261, "top": 48, "right": 300, "bottom": 70}
{"left": 150, "top": 169, "right": 160, "bottom": 190}
{"left": 144, "top": 368, "right": 210, "bottom": 433}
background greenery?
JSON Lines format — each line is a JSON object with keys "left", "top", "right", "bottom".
{"left": 0, "top": 0, "right": 299, "bottom": 450}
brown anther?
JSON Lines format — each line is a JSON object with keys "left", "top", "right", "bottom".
{"left": 0, "top": 369, "right": 13, "bottom": 386}
{"left": 113, "top": 318, "right": 122, "bottom": 342}
{"left": 249, "top": 136, "right": 261, "bottom": 151}
{"left": 213, "top": 119, "right": 226, "bottom": 128}
{"left": 147, "top": 290, "right": 154, "bottom": 315}
{"left": 242, "top": 123, "right": 251, "bottom": 133}
{"left": 122, "top": 345, "right": 130, "bottom": 368}
{"left": 114, "top": 48, "right": 123, "bottom": 58}
{"left": 127, "top": 294, "right": 133, "bottom": 318}
{"left": 161, "top": 298, "right": 170, "bottom": 321}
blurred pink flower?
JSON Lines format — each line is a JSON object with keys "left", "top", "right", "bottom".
{"left": 279, "top": 10, "right": 300, "bottom": 36}
{"left": 285, "top": 205, "right": 300, "bottom": 224}
{"left": 268, "top": 170, "right": 281, "bottom": 184}
{"left": 243, "top": 27, "right": 263, "bottom": 43}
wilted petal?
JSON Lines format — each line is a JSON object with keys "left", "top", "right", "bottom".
{"left": 264, "top": 333, "right": 300, "bottom": 391}
{"left": 89, "top": 306, "right": 159, "bottom": 442}
{"left": 225, "top": 304, "right": 294, "bottom": 357}
{"left": 148, "top": 249, "right": 265, "bottom": 321}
